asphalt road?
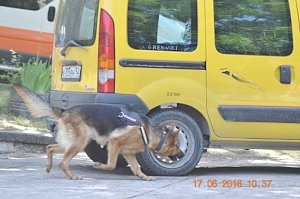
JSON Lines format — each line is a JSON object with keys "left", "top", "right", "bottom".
{"left": 0, "top": 150, "right": 299, "bottom": 199}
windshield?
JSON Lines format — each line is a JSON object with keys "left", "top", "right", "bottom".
{"left": 55, "top": 0, "right": 99, "bottom": 47}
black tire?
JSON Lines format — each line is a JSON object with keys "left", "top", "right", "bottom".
{"left": 137, "top": 109, "right": 203, "bottom": 176}
{"left": 84, "top": 140, "right": 128, "bottom": 167}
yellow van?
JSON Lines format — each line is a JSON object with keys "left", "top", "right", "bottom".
{"left": 49, "top": 0, "right": 300, "bottom": 176}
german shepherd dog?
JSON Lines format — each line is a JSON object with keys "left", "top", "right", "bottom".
{"left": 13, "top": 85, "right": 183, "bottom": 181}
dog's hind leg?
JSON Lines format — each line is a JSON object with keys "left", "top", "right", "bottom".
{"left": 59, "top": 124, "right": 89, "bottom": 180}
{"left": 123, "top": 154, "right": 155, "bottom": 181}
{"left": 59, "top": 137, "right": 87, "bottom": 180}
{"left": 46, "top": 144, "right": 64, "bottom": 173}
{"left": 93, "top": 139, "right": 120, "bottom": 171}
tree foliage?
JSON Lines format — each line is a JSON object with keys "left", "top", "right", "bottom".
{"left": 215, "top": 0, "right": 293, "bottom": 56}
{"left": 128, "top": 0, "right": 196, "bottom": 50}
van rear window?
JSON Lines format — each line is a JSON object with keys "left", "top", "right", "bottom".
{"left": 128, "top": 0, "right": 197, "bottom": 52}
{"left": 55, "top": 0, "right": 99, "bottom": 47}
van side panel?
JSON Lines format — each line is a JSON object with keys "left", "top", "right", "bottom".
{"left": 113, "top": 0, "right": 209, "bottom": 119}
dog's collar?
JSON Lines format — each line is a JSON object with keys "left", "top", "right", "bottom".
{"left": 154, "top": 128, "right": 169, "bottom": 153}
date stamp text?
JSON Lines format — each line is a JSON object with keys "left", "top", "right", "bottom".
{"left": 193, "top": 179, "right": 272, "bottom": 189}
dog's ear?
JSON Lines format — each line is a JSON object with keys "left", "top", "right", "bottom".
{"left": 164, "top": 124, "right": 179, "bottom": 134}
{"left": 173, "top": 125, "right": 179, "bottom": 133}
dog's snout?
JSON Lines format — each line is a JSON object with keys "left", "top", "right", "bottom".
{"left": 169, "top": 149, "right": 184, "bottom": 161}
{"left": 176, "top": 150, "right": 185, "bottom": 159}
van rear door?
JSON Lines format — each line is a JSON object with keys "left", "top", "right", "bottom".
{"left": 51, "top": 0, "right": 99, "bottom": 93}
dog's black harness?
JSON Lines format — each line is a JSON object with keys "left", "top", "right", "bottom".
{"left": 118, "top": 108, "right": 141, "bottom": 126}
{"left": 154, "top": 127, "right": 169, "bottom": 153}
{"left": 118, "top": 109, "right": 168, "bottom": 152}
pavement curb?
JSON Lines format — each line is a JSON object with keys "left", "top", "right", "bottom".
{"left": 0, "top": 131, "right": 55, "bottom": 153}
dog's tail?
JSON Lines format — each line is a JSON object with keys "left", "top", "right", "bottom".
{"left": 13, "top": 84, "right": 61, "bottom": 119}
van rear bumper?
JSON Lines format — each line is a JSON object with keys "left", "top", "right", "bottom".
{"left": 49, "top": 91, "right": 149, "bottom": 113}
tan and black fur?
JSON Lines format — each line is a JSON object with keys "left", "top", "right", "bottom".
{"left": 13, "top": 85, "right": 182, "bottom": 181}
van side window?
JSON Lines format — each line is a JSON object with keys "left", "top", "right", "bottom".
{"left": 128, "top": 0, "right": 197, "bottom": 52}
{"left": 214, "top": 0, "right": 293, "bottom": 56}
{"left": 0, "top": 0, "right": 53, "bottom": 10}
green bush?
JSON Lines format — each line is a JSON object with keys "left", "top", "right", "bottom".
{"left": 20, "top": 58, "right": 51, "bottom": 94}
{"left": 0, "top": 50, "right": 23, "bottom": 83}
{"left": 0, "top": 50, "right": 51, "bottom": 93}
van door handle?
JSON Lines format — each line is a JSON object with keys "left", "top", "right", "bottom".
{"left": 221, "top": 68, "right": 264, "bottom": 91}
{"left": 279, "top": 65, "right": 291, "bottom": 84}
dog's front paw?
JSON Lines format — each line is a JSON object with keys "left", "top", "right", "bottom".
{"left": 70, "top": 175, "right": 82, "bottom": 180}
{"left": 93, "top": 162, "right": 115, "bottom": 170}
{"left": 144, "top": 176, "right": 156, "bottom": 181}
{"left": 137, "top": 173, "right": 156, "bottom": 181}
{"left": 93, "top": 162, "right": 102, "bottom": 169}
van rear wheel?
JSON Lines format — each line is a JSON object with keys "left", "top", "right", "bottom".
{"left": 137, "top": 109, "right": 204, "bottom": 176}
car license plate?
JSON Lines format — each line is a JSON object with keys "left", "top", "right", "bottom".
{"left": 62, "top": 65, "right": 81, "bottom": 81}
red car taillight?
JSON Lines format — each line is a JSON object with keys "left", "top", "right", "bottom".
{"left": 98, "top": 9, "right": 115, "bottom": 93}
